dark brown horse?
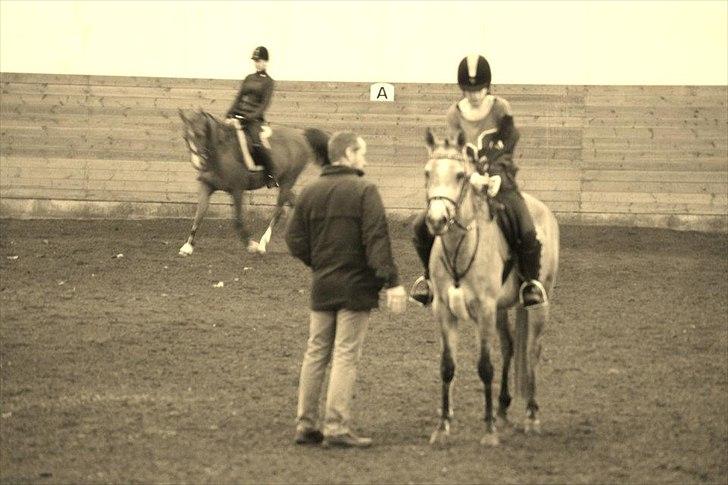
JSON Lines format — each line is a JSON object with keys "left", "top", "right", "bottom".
{"left": 178, "top": 109, "right": 329, "bottom": 255}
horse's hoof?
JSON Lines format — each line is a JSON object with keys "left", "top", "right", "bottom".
{"left": 429, "top": 421, "right": 450, "bottom": 447}
{"left": 496, "top": 415, "right": 513, "bottom": 430}
{"left": 480, "top": 433, "right": 500, "bottom": 447}
{"left": 524, "top": 418, "right": 542, "bottom": 435}
{"left": 246, "top": 241, "right": 260, "bottom": 253}
{"left": 179, "top": 243, "right": 194, "bottom": 256}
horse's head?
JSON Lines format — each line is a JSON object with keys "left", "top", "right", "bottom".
{"left": 423, "top": 128, "right": 476, "bottom": 235}
{"left": 179, "top": 109, "right": 212, "bottom": 166}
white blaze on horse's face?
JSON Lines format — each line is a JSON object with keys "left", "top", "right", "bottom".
{"left": 425, "top": 156, "right": 467, "bottom": 235}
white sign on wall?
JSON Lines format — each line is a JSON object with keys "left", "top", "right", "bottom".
{"left": 370, "top": 82, "right": 394, "bottom": 102}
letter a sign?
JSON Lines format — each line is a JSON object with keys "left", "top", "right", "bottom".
{"left": 370, "top": 82, "right": 394, "bottom": 102}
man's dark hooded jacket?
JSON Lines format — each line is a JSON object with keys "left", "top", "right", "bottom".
{"left": 285, "top": 164, "right": 400, "bottom": 312}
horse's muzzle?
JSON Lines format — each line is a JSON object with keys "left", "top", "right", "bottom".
{"left": 426, "top": 202, "right": 451, "bottom": 235}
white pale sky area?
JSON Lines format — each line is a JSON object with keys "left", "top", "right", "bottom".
{"left": 1, "top": 0, "right": 726, "bottom": 85}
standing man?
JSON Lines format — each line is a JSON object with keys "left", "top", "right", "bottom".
{"left": 286, "top": 131, "right": 407, "bottom": 448}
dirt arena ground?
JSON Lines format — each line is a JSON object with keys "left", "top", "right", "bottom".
{"left": 1, "top": 216, "right": 726, "bottom": 484}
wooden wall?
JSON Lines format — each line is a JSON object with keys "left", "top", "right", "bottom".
{"left": 1, "top": 73, "right": 726, "bottom": 231}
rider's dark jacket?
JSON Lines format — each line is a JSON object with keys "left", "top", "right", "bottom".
{"left": 226, "top": 70, "right": 274, "bottom": 121}
{"left": 446, "top": 95, "right": 520, "bottom": 191}
{"left": 285, "top": 164, "right": 400, "bottom": 312}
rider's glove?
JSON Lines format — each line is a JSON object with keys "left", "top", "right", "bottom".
{"left": 469, "top": 172, "right": 490, "bottom": 192}
{"left": 487, "top": 175, "right": 502, "bottom": 197}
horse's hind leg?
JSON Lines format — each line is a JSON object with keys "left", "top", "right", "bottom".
{"left": 430, "top": 310, "right": 458, "bottom": 447}
{"left": 496, "top": 308, "right": 514, "bottom": 428}
{"left": 256, "top": 185, "right": 295, "bottom": 254}
{"left": 516, "top": 305, "right": 545, "bottom": 434}
{"left": 179, "top": 181, "right": 213, "bottom": 256}
{"left": 230, "top": 190, "right": 254, "bottom": 252}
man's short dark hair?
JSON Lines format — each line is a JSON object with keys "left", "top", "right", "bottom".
{"left": 327, "top": 131, "right": 361, "bottom": 163}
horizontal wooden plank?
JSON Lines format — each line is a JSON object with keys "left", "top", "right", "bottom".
{"left": 583, "top": 169, "right": 728, "bottom": 183}
{"left": 579, "top": 201, "right": 726, "bottom": 215}
{"left": 582, "top": 180, "right": 726, "bottom": 194}
{"left": 580, "top": 191, "right": 722, "bottom": 205}
{"left": 583, "top": 126, "right": 727, "bottom": 141}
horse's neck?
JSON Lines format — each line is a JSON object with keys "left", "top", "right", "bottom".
{"left": 442, "top": 191, "right": 505, "bottom": 260}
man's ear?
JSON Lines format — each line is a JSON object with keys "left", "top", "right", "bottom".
{"left": 455, "top": 130, "right": 466, "bottom": 149}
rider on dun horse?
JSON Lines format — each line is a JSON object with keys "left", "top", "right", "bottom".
{"left": 410, "top": 55, "right": 548, "bottom": 310}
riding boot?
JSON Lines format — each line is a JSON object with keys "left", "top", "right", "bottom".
{"left": 410, "top": 211, "right": 435, "bottom": 306}
{"left": 254, "top": 144, "right": 278, "bottom": 188}
{"left": 517, "top": 232, "right": 545, "bottom": 307}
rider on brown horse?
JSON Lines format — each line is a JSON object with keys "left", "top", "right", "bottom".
{"left": 411, "top": 55, "right": 547, "bottom": 308}
{"left": 225, "top": 45, "right": 278, "bottom": 188}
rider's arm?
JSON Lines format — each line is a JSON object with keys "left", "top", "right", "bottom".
{"left": 484, "top": 99, "right": 520, "bottom": 190}
{"left": 225, "top": 79, "right": 247, "bottom": 118}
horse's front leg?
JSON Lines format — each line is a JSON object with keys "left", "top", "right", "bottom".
{"left": 477, "top": 299, "right": 500, "bottom": 446}
{"left": 179, "top": 181, "right": 213, "bottom": 256}
{"left": 230, "top": 190, "right": 254, "bottom": 252}
{"left": 430, "top": 305, "right": 458, "bottom": 447}
{"left": 496, "top": 308, "right": 514, "bottom": 428}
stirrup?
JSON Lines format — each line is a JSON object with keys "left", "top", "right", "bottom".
{"left": 519, "top": 280, "right": 548, "bottom": 308}
{"left": 409, "top": 275, "right": 433, "bottom": 307}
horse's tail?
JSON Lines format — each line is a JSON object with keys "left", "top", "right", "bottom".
{"left": 513, "top": 304, "right": 548, "bottom": 398}
{"left": 303, "top": 128, "right": 330, "bottom": 166}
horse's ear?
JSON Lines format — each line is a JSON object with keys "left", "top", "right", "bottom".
{"left": 455, "top": 130, "right": 466, "bottom": 149}
{"left": 425, "top": 128, "right": 436, "bottom": 151}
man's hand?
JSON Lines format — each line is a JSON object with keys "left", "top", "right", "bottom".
{"left": 385, "top": 285, "right": 407, "bottom": 314}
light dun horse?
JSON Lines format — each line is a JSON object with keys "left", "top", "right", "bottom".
{"left": 178, "top": 109, "right": 329, "bottom": 255}
{"left": 423, "top": 129, "right": 559, "bottom": 446}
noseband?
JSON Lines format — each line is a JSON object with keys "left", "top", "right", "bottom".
{"left": 425, "top": 155, "right": 475, "bottom": 234}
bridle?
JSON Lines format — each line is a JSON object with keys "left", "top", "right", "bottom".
{"left": 183, "top": 113, "right": 212, "bottom": 165}
{"left": 425, "top": 151, "right": 480, "bottom": 287}
{"left": 425, "top": 153, "right": 476, "bottom": 234}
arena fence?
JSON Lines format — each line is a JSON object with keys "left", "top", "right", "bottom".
{"left": 1, "top": 73, "right": 726, "bottom": 232}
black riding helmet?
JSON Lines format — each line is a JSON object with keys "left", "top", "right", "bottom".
{"left": 252, "top": 46, "right": 269, "bottom": 61}
{"left": 458, "top": 55, "right": 491, "bottom": 91}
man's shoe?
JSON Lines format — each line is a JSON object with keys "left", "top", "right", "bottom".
{"left": 294, "top": 428, "right": 324, "bottom": 445}
{"left": 322, "top": 433, "right": 372, "bottom": 449}
{"left": 408, "top": 275, "right": 433, "bottom": 307}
